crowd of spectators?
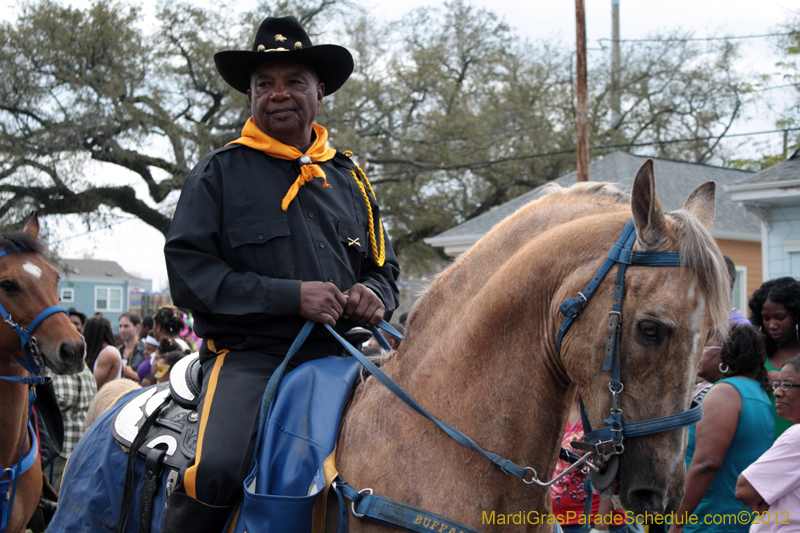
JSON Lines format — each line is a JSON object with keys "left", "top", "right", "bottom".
{"left": 671, "top": 324, "right": 774, "bottom": 533}
{"left": 665, "top": 269, "right": 800, "bottom": 532}
{"left": 47, "top": 306, "right": 195, "bottom": 493}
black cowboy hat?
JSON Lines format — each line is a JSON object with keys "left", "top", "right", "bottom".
{"left": 214, "top": 16, "right": 354, "bottom": 96}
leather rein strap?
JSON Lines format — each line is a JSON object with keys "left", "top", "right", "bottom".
{"left": 0, "top": 424, "right": 39, "bottom": 533}
{"left": 556, "top": 219, "right": 703, "bottom": 463}
{"left": 326, "top": 322, "right": 566, "bottom": 533}
{"left": 255, "top": 321, "right": 521, "bottom": 533}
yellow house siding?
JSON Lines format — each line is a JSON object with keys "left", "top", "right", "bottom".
{"left": 716, "top": 238, "right": 762, "bottom": 306}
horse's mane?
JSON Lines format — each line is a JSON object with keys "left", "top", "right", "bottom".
{"left": 409, "top": 181, "right": 730, "bottom": 341}
{"left": 407, "top": 181, "right": 631, "bottom": 323}
{"left": 668, "top": 210, "right": 731, "bottom": 339}
{"left": 0, "top": 231, "right": 43, "bottom": 255}
{"left": 538, "top": 181, "right": 630, "bottom": 203}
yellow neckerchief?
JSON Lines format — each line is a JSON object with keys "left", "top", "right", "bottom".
{"left": 227, "top": 121, "right": 386, "bottom": 267}
{"left": 228, "top": 118, "right": 337, "bottom": 210}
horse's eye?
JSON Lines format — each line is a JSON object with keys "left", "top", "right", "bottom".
{"left": 0, "top": 279, "right": 20, "bottom": 293}
{"left": 638, "top": 320, "right": 660, "bottom": 340}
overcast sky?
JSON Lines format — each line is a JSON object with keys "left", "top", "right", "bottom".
{"left": 20, "top": 0, "right": 798, "bottom": 291}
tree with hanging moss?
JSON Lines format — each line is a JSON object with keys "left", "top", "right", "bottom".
{"left": 0, "top": 0, "right": 340, "bottom": 234}
{"left": 0, "top": 0, "right": 754, "bottom": 273}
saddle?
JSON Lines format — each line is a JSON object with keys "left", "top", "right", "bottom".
{"left": 111, "top": 353, "right": 201, "bottom": 472}
{"left": 109, "top": 330, "right": 369, "bottom": 533}
{"left": 110, "top": 326, "right": 372, "bottom": 472}
{"left": 110, "top": 353, "right": 202, "bottom": 533}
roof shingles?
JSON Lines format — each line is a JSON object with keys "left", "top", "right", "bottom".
{"left": 732, "top": 148, "right": 800, "bottom": 186}
{"left": 57, "top": 258, "right": 146, "bottom": 283}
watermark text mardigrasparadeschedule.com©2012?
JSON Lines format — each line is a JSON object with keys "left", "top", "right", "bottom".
{"left": 480, "top": 510, "right": 791, "bottom": 527}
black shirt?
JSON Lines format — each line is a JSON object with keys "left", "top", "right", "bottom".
{"left": 164, "top": 143, "right": 400, "bottom": 359}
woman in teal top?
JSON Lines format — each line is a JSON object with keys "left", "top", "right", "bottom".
{"left": 749, "top": 277, "right": 800, "bottom": 439}
{"left": 669, "top": 324, "right": 774, "bottom": 533}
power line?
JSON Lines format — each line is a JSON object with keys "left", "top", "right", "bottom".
{"left": 375, "top": 128, "right": 800, "bottom": 177}
{"left": 380, "top": 192, "right": 463, "bottom": 214}
{"left": 41, "top": 128, "right": 800, "bottom": 237}
{"left": 369, "top": 127, "right": 800, "bottom": 213}
{"left": 49, "top": 215, "right": 146, "bottom": 245}
{"left": 597, "top": 32, "right": 794, "bottom": 44}
{"left": 752, "top": 83, "right": 799, "bottom": 93}
{"left": 600, "top": 127, "right": 800, "bottom": 149}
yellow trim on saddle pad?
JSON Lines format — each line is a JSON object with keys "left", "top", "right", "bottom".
{"left": 311, "top": 450, "right": 339, "bottom": 533}
{"left": 184, "top": 348, "right": 228, "bottom": 499}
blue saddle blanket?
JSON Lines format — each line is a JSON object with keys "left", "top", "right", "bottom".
{"left": 49, "top": 355, "right": 362, "bottom": 532}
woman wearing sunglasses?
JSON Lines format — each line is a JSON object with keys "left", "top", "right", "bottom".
{"left": 736, "top": 354, "right": 800, "bottom": 532}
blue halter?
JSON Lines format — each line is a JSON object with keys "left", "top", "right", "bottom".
{"left": 0, "top": 245, "right": 68, "bottom": 533}
{"left": 556, "top": 219, "right": 703, "bottom": 469}
{"left": 0, "top": 247, "right": 67, "bottom": 377}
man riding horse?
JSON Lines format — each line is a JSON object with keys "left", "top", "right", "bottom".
{"left": 163, "top": 16, "right": 400, "bottom": 532}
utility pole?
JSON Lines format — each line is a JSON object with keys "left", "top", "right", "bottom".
{"left": 611, "top": 0, "right": 621, "bottom": 127}
{"left": 784, "top": 129, "right": 788, "bottom": 159}
{"left": 576, "top": 0, "right": 589, "bottom": 181}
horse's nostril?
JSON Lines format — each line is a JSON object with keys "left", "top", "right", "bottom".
{"left": 627, "top": 487, "right": 667, "bottom": 514}
{"left": 59, "top": 340, "right": 87, "bottom": 371}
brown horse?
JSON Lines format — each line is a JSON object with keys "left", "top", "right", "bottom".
{"left": 330, "top": 160, "right": 730, "bottom": 531}
{"left": 0, "top": 214, "right": 85, "bottom": 533}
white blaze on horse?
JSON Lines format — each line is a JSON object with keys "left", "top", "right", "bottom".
{"left": 0, "top": 214, "right": 86, "bottom": 533}
{"left": 330, "top": 160, "right": 730, "bottom": 531}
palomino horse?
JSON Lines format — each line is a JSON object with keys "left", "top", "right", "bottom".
{"left": 329, "top": 160, "right": 730, "bottom": 531}
{"left": 50, "top": 161, "right": 729, "bottom": 533}
{"left": 0, "top": 213, "right": 85, "bottom": 533}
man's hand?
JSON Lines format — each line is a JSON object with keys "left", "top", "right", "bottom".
{"left": 299, "top": 282, "right": 347, "bottom": 327}
{"left": 343, "top": 283, "right": 384, "bottom": 327}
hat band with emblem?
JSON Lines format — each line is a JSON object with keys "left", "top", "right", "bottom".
{"left": 214, "top": 16, "right": 353, "bottom": 95}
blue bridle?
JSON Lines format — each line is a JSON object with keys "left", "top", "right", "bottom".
{"left": 556, "top": 219, "right": 703, "bottom": 483}
{"left": 0, "top": 246, "right": 69, "bottom": 533}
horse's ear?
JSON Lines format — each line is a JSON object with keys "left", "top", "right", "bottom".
{"left": 682, "top": 181, "right": 715, "bottom": 231}
{"left": 630, "top": 159, "right": 667, "bottom": 249}
{"left": 23, "top": 212, "right": 40, "bottom": 240}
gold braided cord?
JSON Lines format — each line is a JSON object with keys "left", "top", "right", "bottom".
{"left": 345, "top": 163, "right": 385, "bottom": 267}
{"left": 353, "top": 162, "right": 385, "bottom": 266}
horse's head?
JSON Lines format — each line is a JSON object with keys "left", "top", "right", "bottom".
{"left": 565, "top": 160, "right": 730, "bottom": 515}
{"left": 0, "top": 213, "right": 85, "bottom": 374}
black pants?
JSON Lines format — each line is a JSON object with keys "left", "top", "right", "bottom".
{"left": 183, "top": 337, "right": 290, "bottom": 507}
